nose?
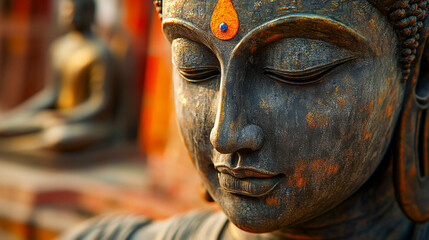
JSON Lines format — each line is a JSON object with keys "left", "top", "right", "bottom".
{"left": 210, "top": 124, "right": 264, "bottom": 154}
{"left": 209, "top": 65, "right": 264, "bottom": 154}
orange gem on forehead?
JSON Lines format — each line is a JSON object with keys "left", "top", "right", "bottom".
{"left": 210, "top": 0, "right": 239, "bottom": 40}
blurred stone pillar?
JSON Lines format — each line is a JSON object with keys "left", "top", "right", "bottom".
{"left": 139, "top": 7, "right": 173, "bottom": 155}
{"left": 0, "top": 0, "right": 54, "bottom": 112}
{"left": 119, "top": 0, "right": 151, "bottom": 144}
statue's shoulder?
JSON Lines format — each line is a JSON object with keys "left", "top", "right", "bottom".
{"left": 132, "top": 210, "right": 228, "bottom": 240}
{"left": 59, "top": 213, "right": 152, "bottom": 240}
{"left": 60, "top": 210, "right": 228, "bottom": 240}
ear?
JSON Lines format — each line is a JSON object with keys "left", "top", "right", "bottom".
{"left": 394, "top": 17, "right": 429, "bottom": 223}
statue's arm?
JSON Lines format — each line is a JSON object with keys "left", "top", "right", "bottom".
{"left": 0, "top": 53, "right": 59, "bottom": 123}
{"left": 5, "top": 83, "right": 58, "bottom": 117}
{"left": 14, "top": 44, "right": 60, "bottom": 114}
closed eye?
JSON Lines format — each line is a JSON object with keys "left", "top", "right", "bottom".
{"left": 264, "top": 57, "right": 356, "bottom": 85}
{"left": 178, "top": 66, "right": 220, "bottom": 82}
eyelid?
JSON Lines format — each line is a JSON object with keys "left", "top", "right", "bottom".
{"left": 264, "top": 56, "right": 357, "bottom": 85}
{"left": 177, "top": 66, "right": 220, "bottom": 83}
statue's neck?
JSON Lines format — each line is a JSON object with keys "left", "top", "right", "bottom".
{"left": 227, "top": 151, "right": 415, "bottom": 240}
{"left": 68, "top": 25, "right": 93, "bottom": 38}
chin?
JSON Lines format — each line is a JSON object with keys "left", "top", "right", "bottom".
{"left": 216, "top": 192, "right": 293, "bottom": 233}
{"left": 229, "top": 214, "right": 280, "bottom": 233}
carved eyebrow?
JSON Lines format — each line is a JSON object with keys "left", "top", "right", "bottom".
{"left": 162, "top": 19, "right": 221, "bottom": 58}
{"left": 163, "top": 19, "right": 205, "bottom": 43}
{"left": 232, "top": 14, "right": 375, "bottom": 56}
{"left": 162, "top": 14, "right": 375, "bottom": 60}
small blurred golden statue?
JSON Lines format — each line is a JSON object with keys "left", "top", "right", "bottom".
{"left": 0, "top": 0, "right": 134, "bottom": 154}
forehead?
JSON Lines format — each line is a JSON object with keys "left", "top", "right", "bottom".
{"left": 163, "top": 0, "right": 393, "bottom": 55}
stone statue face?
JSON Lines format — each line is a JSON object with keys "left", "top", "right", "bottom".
{"left": 163, "top": 0, "right": 405, "bottom": 233}
{"left": 58, "top": 0, "right": 95, "bottom": 31}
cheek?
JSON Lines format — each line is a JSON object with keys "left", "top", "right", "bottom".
{"left": 262, "top": 74, "right": 361, "bottom": 170}
{"left": 285, "top": 158, "right": 341, "bottom": 190}
{"left": 173, "top": 73, "right": 219, "bottom": 162}
{"left": 365, "top": 73, "right": 403, "bottom": 149}
{"left": 265, "top": 61, "right": 401, "bottom": 198}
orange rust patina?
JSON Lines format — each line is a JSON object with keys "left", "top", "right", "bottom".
{"left": 336, "top": 97, "right": 345, "bottom": 110}
{"left": 360, "top": 100, "right": 374, "bottom": 140}
{"left": 306, "top": 110, "right": 328, "bottom": 129}
{"left": 266, "top": 195, "right": 281, "bottom": 207}
{"left": 289, "top": 159, "right": 339, "bottom": 188}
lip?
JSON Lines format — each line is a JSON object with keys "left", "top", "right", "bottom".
{"left": 216, "top": 166, "right": 281, "bottom": 197}
{"left": 216, "top": 165, "right": 279, "bottom": 178}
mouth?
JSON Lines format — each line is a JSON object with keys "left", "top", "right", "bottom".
{"left": 216, "top": 166, "right": 282, "bottom": 197}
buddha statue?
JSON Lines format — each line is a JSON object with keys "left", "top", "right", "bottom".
{"left": 61, "top": 0, "right": 429, "bottom": 239}
{"left": 0, "top": 0, "right": 125, "bottom": 152}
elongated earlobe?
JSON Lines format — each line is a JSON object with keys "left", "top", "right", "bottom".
{"left": 394, "top": 35, "right": 429, "bottom": 223}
